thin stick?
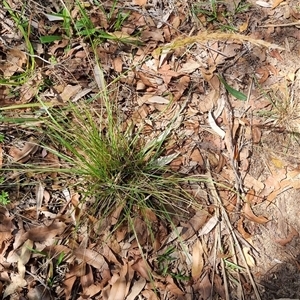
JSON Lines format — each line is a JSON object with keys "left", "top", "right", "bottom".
{"left": 258, "top": 21, "right": 300, "bottom": 28}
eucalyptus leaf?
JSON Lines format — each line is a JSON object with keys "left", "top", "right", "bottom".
{"left": 218, "top": 75, "right": 247, "bottom": 101}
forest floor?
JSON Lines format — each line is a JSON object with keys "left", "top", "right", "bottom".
{"left": 0, "top": 0, "right": 300, "bottom": 299}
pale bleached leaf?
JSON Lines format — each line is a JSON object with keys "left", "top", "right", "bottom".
{"left": 147, "top": 96, "right": 170, "bottom": 104}
{"left": 208, "top": 110, "right": 225, "bottom": 139}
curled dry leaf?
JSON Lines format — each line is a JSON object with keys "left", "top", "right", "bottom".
{"left": 243, "top": 202, "right": 268, "bottom": 224}
{"left": 237, "top": 217, "right": 251, "bottom": 239}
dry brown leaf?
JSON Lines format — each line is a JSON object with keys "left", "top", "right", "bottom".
{"left": 239, "top": 18, "right": 249, "bottom": 32}
{"left": 73, "top": 248, "right": 106, "bottom": 270}
{"left": 243, "top": 202, "right": 268, "bottom": 224}
{"left": 19, "top": 72, "right": 43, "bottom": 103}
{"left": 108, "top": 272, "right": 127, "bottom": 300}
{"left": 60, "top": 84, "right": 82, "bottom": 102}
{"left": 275, "top": 227, "right": 299, "bottom": 246}
{"left": 214, "top": 274, "right": 226, "bottom": 298}
{"left": 192, "top": 239, "right": 204, "bottom": 280}
{"left": 132, "top": 0, "right": 147, "bottom": 6}
{"left": 196, "top": 272, "right": 212, "bottom": 299}
{"left": 9, "top": 139, "right": 39, "bottom": 163}
{"left": 146, "top": 95, "right": 170, "bottom": 104}
{"left": 131, "top": 258, "right": 151, "bottom": 281}
{"left": 25, "top": 219, "right": 67, "bottom": 243}
{"left": 113, "top": 57, "right": 123, "bottom": 73}
{"left": 126, "top": 277, "right": 146, "bottom": 300}
{"left": 166, "top": 275, "right": 184, "bottom": 295}
{"left": 2, "top": 48, "right": 27, "bottom": 77}
{"left": 181, "top": 210, "right": 208, "bottom": 241}
{"left": 272, "top": 0, "right": 285, "bottom": 9}
{"left": 237, "top": 217, "right": 251, "bottom": 239}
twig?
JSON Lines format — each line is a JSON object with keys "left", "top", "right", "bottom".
{"left": 258, "top": 21, "right": 300, "bottom": 28}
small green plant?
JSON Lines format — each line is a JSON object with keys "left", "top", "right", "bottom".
{"left": 0, "top": 133, "right": 4, "bottom": 143}
{"left": 0, "top": 190, "right": 10, "bottom": 205}
{"left": 156, "top": 246, "right": 190, "bottom": 280}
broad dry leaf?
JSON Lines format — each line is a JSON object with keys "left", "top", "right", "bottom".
{"left": 18, "top": 240, "right": 33, "bottom": 278}
{"left": 178, "top": 60, "right": 201, "bottom": 74}
{"left": 18, "top": 219, "right": 67, "bottom": 247}
{"left": 237, "top": 217, "right": 251, "bottom": 239}
{"left": 132, "top": 0, "right": 147, "bottom": 6}
{"left": 113, "top": 57, "right": 123, "bottom": 73}
{"left": 181, "top": 210, "right": 208, "bottom": 241}
{"left": 243, "top": 202, "right": 268, "bottom": 224}
{"left": 2, "top": 48, "right": 27, "bottom": 77}
{"left": 192, "top": 240, "right": 204, "bottom": 280}
{"left": 108, "top": 275, "right": 127, "bottom": 300}
{"left": 73, "top": 248, "right": 106, "bottom": 270}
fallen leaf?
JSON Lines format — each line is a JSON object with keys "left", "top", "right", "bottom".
{"left": 146, "top": 96, "right": 170, "bottom": 104}
{"left": 73, "top": 248, "right": 106, "bottom": 270}
{"left": 108, "top": 275, "right": 127, "bottom": 300}
{"left": 3, "top": 274, "right": 27, "bottom": 298}
{"left": 243, "top": 247, "right": 255, "bottom": 267}
{"left": 256, "top": 1, "right": 272, "bottom": 7}
{"left": 275, "top": 227, "right": 299, "bottom": 246}
{"left": 166, "top": 275, "right": 184, "bottom": 295}
{"left": 9, "top": 139, "right": 39, "bottom": 163}
{"left": 60, "top": 84, "right": 82, "bottom": 102}
{"left": 131, "top": 258, "right": 151, "bottom": 280}
{"left": 272, "top": 0, "right": 285, "bottom": 9}
{"left": 126, "top": 277, "right": 146, "bottom": 300}
{"left": 208, "top": 111, "right": 225, "bottom": 138}
{"left": 237, "top": 217, "right": 251, "bottom": 239}
{"left": 192, "top": 240, "right": 204, "bottom": 280}
{"left": 132, "top": 0, "right": 147, "bottom": 7}
{"left": 243, "top": 202, "right": 268, "bottom": 224}
{"left": 181, "top": 210, "right": 208, "bottom": 241}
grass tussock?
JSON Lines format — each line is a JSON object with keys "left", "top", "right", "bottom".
{"left": 40, "top": 97, "right": 201, "bottom": 231}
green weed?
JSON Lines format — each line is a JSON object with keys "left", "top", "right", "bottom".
{"left": 0, "top": 190, "right": 10, "bottom": 205}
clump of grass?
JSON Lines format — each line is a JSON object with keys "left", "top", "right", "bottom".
{"left": 40, "top": 93, "right": 200, "bottom": 233}
{"left": 268, "top": 82, "right": 300, "bottom": 134}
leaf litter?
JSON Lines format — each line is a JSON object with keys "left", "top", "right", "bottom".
{"left": 1, "top": 0, "right": 300, "bottom": 299}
